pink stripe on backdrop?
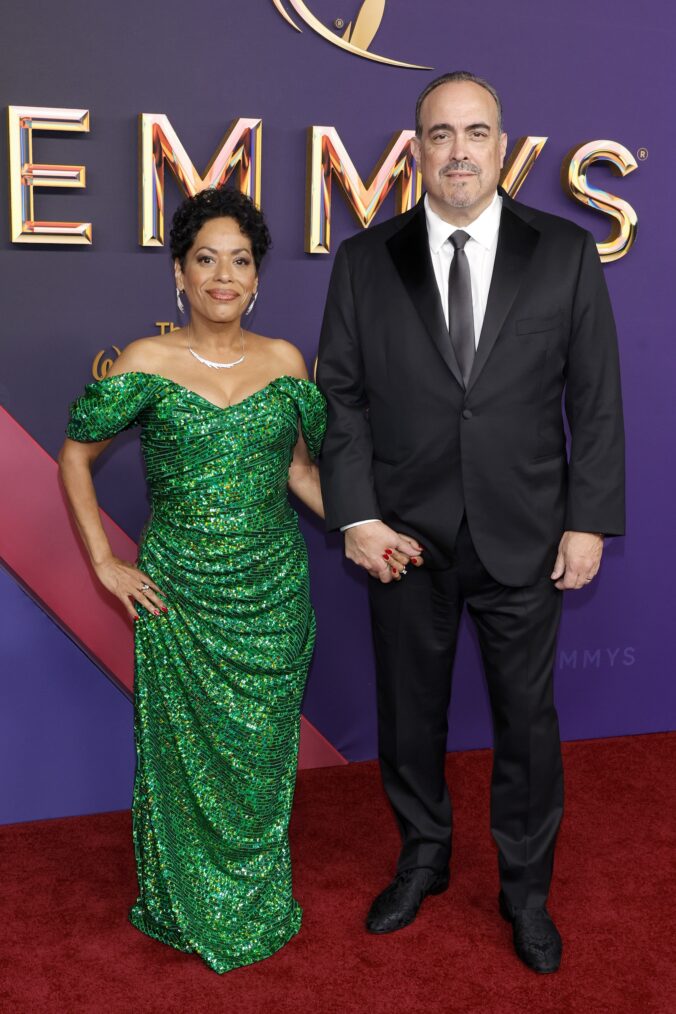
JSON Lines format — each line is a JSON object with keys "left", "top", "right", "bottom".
{"left": 0, "top": 408, "right": 347, "bottom": 769}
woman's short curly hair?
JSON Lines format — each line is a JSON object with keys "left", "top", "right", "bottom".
{"left": 169, "top": 186, "right": 271, "bottom": 270}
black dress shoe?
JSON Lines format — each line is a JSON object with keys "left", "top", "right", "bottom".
{"left": 366, "top": 868, "right": 449, "bottom": 934}
{"left": 499, "top": 891, "right": 562, "bottom": 974}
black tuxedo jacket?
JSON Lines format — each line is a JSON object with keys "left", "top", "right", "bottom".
{"left": 317, "top": 192, "right": 625, "bottom": 586}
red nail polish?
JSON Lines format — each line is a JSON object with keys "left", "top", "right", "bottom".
{"left": 411, "top": 557, "right": 418, "bottom": 564}
{"left": 385, "top": 549, "right": 393, "bottom": 556}
{"left": 154, "top": 609, "right": 160, "bottom": 616}
{"left": 391, "top": 568, "right": 397, "bottom": 575}
{"left": 133, "top": 615, "right": 139, "bottom": 622}
{"left": 382, "top": 554, "right": 389, "bottom": 560}
{"left": 161, "top": 607, "right": 168, "bottom": 613}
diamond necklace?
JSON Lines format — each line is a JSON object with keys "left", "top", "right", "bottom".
{"left": 187, "top": 326, "right": 246, "bottom": 370}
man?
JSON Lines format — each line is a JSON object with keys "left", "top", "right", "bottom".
{"left": 317, "top": 71, "right": 625, "bottom": 974}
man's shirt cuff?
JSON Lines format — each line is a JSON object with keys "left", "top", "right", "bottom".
{"left": 340, "top": 519, "right": 379, "bottom": 532}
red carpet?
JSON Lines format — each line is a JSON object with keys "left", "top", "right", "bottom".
{"left": 1, "top": 734, "right": 674, "bottom": 1013}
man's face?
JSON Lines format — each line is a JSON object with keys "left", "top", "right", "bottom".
{"left": 412, "top": 80, "right": 507, "bottom": 223}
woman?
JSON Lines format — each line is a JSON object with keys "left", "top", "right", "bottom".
{"left": 60, "top": 185, "right": 421, "bottom": 972}
{"left": 58, "top": 187, "right": 328, "bottom": 973}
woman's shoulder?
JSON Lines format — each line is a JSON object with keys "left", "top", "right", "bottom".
{"left": 107, "top": 333, "right": 180, "bottom": 378}
{"left": 67, "top": 337, "right": 172, "bottom": 440}
{"left": 253, "top": 334, "right": 309, "bottom": 381}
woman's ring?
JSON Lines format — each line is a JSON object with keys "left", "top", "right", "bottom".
{"left": 140, "top": 583, "right": 151, "bottom": 592}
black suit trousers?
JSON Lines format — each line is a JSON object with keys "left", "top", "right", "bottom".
{"left": 368, "top": 519, "right": 564, "bottom": 910}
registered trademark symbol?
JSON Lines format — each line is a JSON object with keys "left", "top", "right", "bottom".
{"left": 333, "top": 17, "right": 345, "bottom": 29}
{"left": 637, "top": 147, "right": 649, "bottom": 161}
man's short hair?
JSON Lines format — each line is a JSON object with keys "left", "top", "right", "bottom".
{"left": 415, "top": 71, "right": 503, "bottom": 136}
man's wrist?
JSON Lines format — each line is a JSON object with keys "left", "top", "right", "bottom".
{"left": 341, "top": 519, "right": 380, "bottom": 532}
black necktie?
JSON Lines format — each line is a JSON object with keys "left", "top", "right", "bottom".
{"left": 448, "top": 230, "right": 475, "bottom": 386}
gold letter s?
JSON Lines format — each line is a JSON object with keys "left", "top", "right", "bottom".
{"left": 562, "top": 141, "right": 638, "bottom": 263}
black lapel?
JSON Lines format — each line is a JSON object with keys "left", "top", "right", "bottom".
{"left": 386, "top": 205, "right": 464, "bottom": 389}
{"left": 466, "top": 199, "right": 540, "bottom": 394}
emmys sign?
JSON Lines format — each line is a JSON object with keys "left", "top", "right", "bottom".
{"left": 4, "top": 4, "right": 639, "bottom": 263}
{"left": 6, "top": 103, "right": 639, "bottom": 264}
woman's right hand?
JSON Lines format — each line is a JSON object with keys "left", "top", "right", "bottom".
{"left": 93, "top": 556, "right": 168, "bottom": 621}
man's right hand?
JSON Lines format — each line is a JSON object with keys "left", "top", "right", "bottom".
{"left": 344, "top": 521, "right": 424, "bottom": 582}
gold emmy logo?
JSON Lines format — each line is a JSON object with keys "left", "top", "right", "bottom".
{"left": 272, "top": 0, "right": 432, "bottom": 69}
{"left": 92, "top": 346, "right": 121, "bottom": 380}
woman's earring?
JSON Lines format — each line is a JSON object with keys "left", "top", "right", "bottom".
{"left": 176, "top": 287, "right": 185, "bottom": 314}
{"left": 244, "top": 290, "right": 258, "bottom": 316}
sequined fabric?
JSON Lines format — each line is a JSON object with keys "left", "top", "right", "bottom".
{"left": 67, "top": 372, "right": 327, "bottom": 973}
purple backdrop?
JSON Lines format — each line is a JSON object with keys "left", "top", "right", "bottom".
{"left": 2, "top": 0, "right": 675, "bottom": 823}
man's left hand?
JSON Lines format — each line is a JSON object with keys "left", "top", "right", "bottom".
{"left": 551, "top": 531, "right": 604, "bottom": 590}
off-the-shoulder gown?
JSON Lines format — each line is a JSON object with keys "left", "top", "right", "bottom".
{"left": 67, "top": 372, "right": 327, "bottom": 973}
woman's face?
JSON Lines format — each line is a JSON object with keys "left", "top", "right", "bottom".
{"left": 175, "top": 216, "right": 258, "bottom": 324}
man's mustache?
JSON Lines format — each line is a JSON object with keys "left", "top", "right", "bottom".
{"left": 440, "top": 161, "right": 480, "bottom": 176}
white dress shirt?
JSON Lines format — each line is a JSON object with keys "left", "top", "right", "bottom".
{"left": 342, "top": 191, "right": 503, "bottom": 531}
{"left": 425, "top": 190, "right": 502, "bottom": 341}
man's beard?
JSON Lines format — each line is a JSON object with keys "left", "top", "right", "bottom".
{"left": 440, "top": 162, "right": 481, "bottom": 207}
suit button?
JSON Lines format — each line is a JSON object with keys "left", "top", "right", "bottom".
{"left": 462, "top": 408, "right": 473, "bottom": 419}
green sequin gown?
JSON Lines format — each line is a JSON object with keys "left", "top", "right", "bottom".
{"left": 67, "top": 372, "right": 327, "bottom": 974}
